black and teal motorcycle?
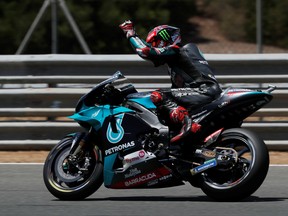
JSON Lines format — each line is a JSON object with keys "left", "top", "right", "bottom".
{"left": 43, "top": 71, "right": 275, "bottom": 201}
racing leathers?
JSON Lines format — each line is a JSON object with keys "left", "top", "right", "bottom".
{"left": 121, "top": 25, "right": 222, "bottom": 144}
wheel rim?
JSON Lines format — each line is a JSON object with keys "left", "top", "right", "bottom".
{"left": 203, "top": 135, "right": 255, "bottom": 189}
{"left": 47, "top": 144, "right": 99, "bottom": 192}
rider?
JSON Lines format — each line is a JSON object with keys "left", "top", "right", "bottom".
{"left": 119, "top": 20, "right": 222, "bottom": 144}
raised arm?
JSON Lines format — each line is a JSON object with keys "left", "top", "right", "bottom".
{"left": 119, "top": 20, "right": 179, "bottom": 63}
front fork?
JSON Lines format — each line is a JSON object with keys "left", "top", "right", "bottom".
{"left": 69, "top": 132, "right": 86, "bottom": 156}
{"left": 69, "top": 127, "right": 97, "bottom": 156}
{"left": 66, "top": 131, "right": 100, "bottom": 173}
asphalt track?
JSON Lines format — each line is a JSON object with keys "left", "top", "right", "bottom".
{"left": 0, "top": 164, "right": 287, "bottom": 216}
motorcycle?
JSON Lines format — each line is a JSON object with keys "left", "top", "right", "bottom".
{"left": 43, "top": 71, "right": 275, "bottom": 201}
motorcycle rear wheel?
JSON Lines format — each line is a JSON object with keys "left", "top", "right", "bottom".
{"left": 43, "top": 135, "right": 103, "bottom": 200}
{"left": 200, "top": 128, "right": 269, "bottom": 201}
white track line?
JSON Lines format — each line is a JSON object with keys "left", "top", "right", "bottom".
{"left": 0, "top": 163, "right": 44, "bottom": 165}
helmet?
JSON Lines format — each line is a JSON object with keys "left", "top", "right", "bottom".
{"left": 146, "top": 25, "right": 181, "bottom": 48}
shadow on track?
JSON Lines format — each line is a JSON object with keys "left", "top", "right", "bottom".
{"left": 53, "top": 196, "right": 287, "bottom": 202}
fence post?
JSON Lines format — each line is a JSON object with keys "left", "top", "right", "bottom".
{"left": 256, "top": 0, "right": 263, "bottom": 53}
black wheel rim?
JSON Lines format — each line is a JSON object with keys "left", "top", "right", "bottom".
{"left": 203, "top": 135, "right": 255, "bottom": 189}
{"left": 47, "top": 143, "right": 99, "bottom": 192}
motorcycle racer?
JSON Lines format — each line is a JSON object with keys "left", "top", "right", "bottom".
{"left": 119, "top": 20, "right": 222, "bottom": 144}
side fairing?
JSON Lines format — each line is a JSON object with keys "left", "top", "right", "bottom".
{"left": 101, "top": 112, "right": 183, "bottom": 189}
{"left": 100, "top": 113, "right": 153, "bottom": 186}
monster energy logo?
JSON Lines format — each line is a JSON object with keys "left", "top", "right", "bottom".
{"left": 158, "top": 29, "right": 170, "bottom": 41}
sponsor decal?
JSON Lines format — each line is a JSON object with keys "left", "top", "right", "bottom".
{"left": 111, "top": 167, "right": 171, "bottom": 188}
{"left": 174, "top": 92, "right": 199, "bottom": 97}
{"left": 105, "top": 141, "right": 135, "bottom": 155}
{"left": 159, "top": 174, "right": 173, "bottom": 181}
{"left": 124, "top": 157, "right": 139, "bottom": 164}
{"left": 227, "top": 89, "right": 252, "bottom": 96}
{"left": 125, "top": 172, "right": 157, "bottom": 187}
{"left": 124, "top": 167, "right": 172, "bottom": 187}
{"left": 158, "top": 29, "right": 170, "bottom": 41}
{"left": 147, "top": 179, "right": 159, "bottom": 187}
{"left": 171, "top": 88, "right": 192, "bottom": 91}
{"left": 124, "top": 168, "right": 141, "bottom": 179}
{"left": 139, "top": 150, "right": 145, "bottom": 158}
{"left": 195, "top": 148, "right": 216, "bottom": 158}
{"left": 91, "top": 109, "right": 101, "bottom": 118}
{"left": 124, "top": 150, "right": 146, "bottom": 164}
{"left": 199, "top": 60, "right": 208, "bottom": 65}
{"left": 106, "top": 113, "right": 125, "bottom": 144}
{"left": 202, "top": 150, "right": 216, "bottom": 158}
{"left": 218, "top": 101, "right": 229, "bottom": 108}
{"left": 190, "top": 159, "right": 217, "bottom": 175}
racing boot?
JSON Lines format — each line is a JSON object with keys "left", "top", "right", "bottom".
{"left": 150, "top": 91, "right": 201, "bottom": 144}
{"left": 169, "top": 107, "right": 201, "bottom": 144}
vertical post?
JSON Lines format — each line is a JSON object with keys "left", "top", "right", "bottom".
{"left": 16, "top": 0, "right": 51, "bottom": 54}
{"left": 58, "top": 0, "right": 92, "bottom": 54}
{"left": 16, "top": 0, "right": 91, "bottom": 54}
{"left": 256, "top": 0, "right": 263, "bottom": 53}
{"left": 51, "top": 0, "right": 58, "bottom": 53}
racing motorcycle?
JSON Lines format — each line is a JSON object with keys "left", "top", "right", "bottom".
{"left": 43, "top": 71, "right": 275, "bottom": 201}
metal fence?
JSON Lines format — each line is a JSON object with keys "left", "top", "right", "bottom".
{"left": 0, "top": 54, "right": 287, "bottom": 151}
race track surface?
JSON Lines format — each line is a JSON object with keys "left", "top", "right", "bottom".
{"left": 0, "top": 164, "right": 287, "bottom": 216}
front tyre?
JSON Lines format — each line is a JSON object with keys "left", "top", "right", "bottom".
{"left": 43, "top": 135, "right": 103, "bottom": 200}
{"left": 200, "top": 128, "right": 269, "bottom": 201}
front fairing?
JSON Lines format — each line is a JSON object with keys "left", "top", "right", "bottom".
{"left": 75, "top": 71, "right": 134, "bottom": 112}
{"left": 69, "top": 105, "right": 135, "bottom": 131}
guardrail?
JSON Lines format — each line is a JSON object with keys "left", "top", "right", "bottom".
{"left": 1, "top": 54, "right": 288, "bottom": 76}
{"left": 1, "top": 74, "right": 288, "bottom": 85}
{"left": 1, "top": 75, "right": 288, "bottom": 108}
{"left": 0, "top": 54, "right": 287, "bottom": 151}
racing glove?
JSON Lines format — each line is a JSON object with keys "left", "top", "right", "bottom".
{"left": 119, "top": 20, "right": 136, "bottom": 39}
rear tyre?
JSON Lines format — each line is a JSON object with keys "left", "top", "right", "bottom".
{"left": 200, "top": 128, "right": 269, "bottom": 201}
{"left": 43, "top": 135, "right": 103, "bottom": 200}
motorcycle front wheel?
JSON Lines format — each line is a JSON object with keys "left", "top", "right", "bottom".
{"left": 43, "top": 135, "right": 103, "bottom": 200}
{"left": 200, "top": 128, "right": 269, "bottom": 201}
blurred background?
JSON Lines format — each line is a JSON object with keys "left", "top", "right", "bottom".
{"left": 1, "top": 0, "right": 288, "bottom": 55}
